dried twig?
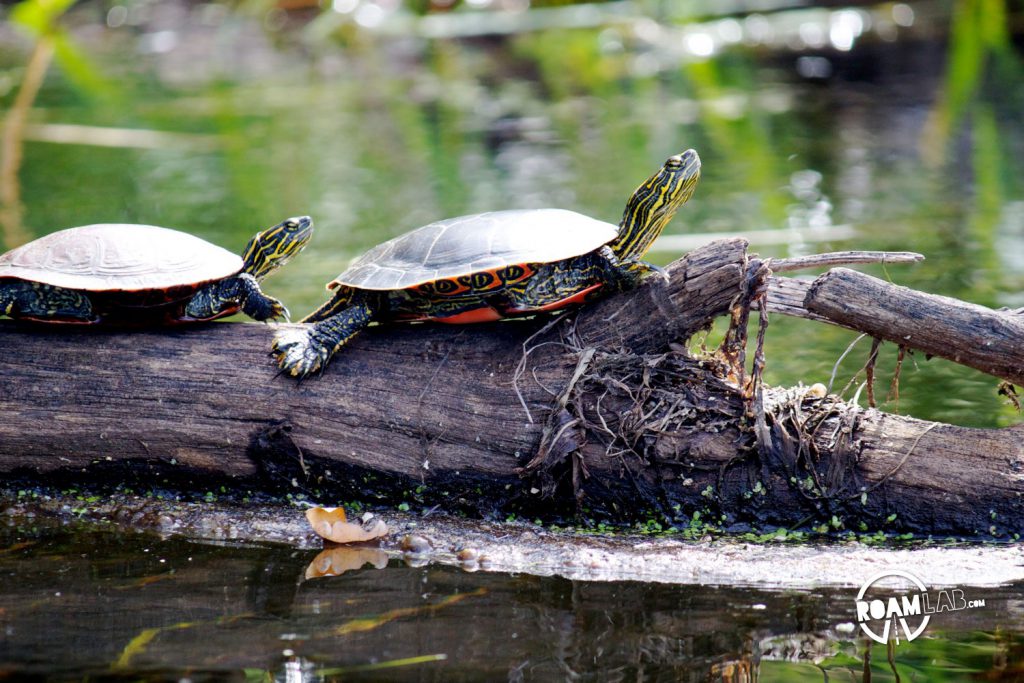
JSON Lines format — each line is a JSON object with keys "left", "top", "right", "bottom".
{"left": 865, "top": 337, "right": 882, "bottom": 408}
{"left": 767, "top": 251, "right": 924, "bottom": 272}
{"left": 828, "top": 333, "right": 867, "bottom": 395}
{"left": 513, "top": 317, "right": 571, "bottom": 423}
{"left": 888, "top": 345, "right": 907, "bottom": 412}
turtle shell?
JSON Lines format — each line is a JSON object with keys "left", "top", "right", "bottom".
{"left": 0, "top": 224, "right": 242, "bottom": 292}
{"left": 335, "top": 209, "right": 618, "bottom": 291}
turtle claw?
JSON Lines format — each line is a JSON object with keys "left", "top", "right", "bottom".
{"left": 263, "top": 297, "right": 290, "bottom": 323}
{"left": 648, "top": 263, "right": 670, "bottom": 284}
{"left": 272, "top": 327, "right": 329, "bottom": 379}
{"left": 622, "top": 258, "right": 667, "bottom": 282}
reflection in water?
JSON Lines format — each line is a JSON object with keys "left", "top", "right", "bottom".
{"left": 2, "top": 521, "right": 1023, "bottom": 679}
{"left": 305, "top": 545, "right": 389, "bottom": 577}
{"left": 331, "top": 587, "right": 487, "bottom": 636}
{"left": 278, "top": 655, "right": 316, "bottom": 683}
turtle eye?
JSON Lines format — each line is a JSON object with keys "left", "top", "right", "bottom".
{"left": 283, "top": 216, "right": 311, "bottom": 231}
{"left": 665, "top": 155, "right": 683, "bottom": 169}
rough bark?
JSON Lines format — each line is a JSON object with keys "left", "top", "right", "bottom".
{"left": 804, "top": 267, "right": 1024, "bottom": 386}
{"left": 0, "top": 239, "right": 1021, "bottom": 536}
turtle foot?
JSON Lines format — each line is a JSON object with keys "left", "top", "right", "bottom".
{"left": 624, "top": 258, "right": 669, "bottom": 285}
{"left": 247, "top": 294, "right": 289, "bottom": 323}
{"left": 272, "top": 328, "right": 330, "bottom": 378}
{"left": 266, "top": 298, "right": 290, "bottom": 323}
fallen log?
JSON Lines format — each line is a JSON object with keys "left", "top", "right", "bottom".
{"left": 0, "top": 238, "right": 1021, "bottom": 536}
{"left": 805, "top": 267, "right": 1024, "bottom": 386}
{"left": 763, "top": 267, "right": 1024, "bottom": 387}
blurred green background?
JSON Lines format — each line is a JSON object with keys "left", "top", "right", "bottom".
{"left": 2, "top": 0, "right": 1022, "bottom": 427}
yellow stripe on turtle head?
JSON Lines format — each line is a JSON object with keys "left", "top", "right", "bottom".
{"left": 610, "top": 150, "right": 701, "bottom": 260}
{"left": 242, "top": 215, "right": 314, "bottom": 281}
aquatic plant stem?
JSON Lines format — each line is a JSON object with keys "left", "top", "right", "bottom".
{"left": 0, "top": 35, "right": 53, "bottom": 249}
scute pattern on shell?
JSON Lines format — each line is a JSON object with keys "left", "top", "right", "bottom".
{"left": 335, "top": 209, "right": 619, "bottom": 291}
{"left": 0, "top": 224, "right": 242, "bottom": 291}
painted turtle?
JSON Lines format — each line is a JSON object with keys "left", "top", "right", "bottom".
{"left": 0, "top": 216, "right": 313, "bottom": 325}
{"left": 273, "top": 150, "right": 700, "bottom": 378}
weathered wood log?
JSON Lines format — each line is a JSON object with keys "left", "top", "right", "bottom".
{"left": 0, "top": 239, "right": 746, "bottom": 493}
{"left": 804, "top": 267, "right": 1024, "bottom": 387}
{"left": 0, "top": 238, "right": 1021, "bottom": 536}
{"left": 767, "top": 270, "right": 1024, "bottom": 388}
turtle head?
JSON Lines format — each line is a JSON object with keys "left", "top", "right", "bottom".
{"left": 242, "top": 215, "right": 314, "bottom": 281}
{"left": 611, "top": 149, "right": 701, "bottom": 260}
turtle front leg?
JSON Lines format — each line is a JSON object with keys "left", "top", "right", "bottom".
{"left": 272, "top": 296, "right": 377, "bottom": 378}
{"left": 0, "top": 281, "right": 95, "bottom": 322}
{"left": 597, "top": 246, "right": 669, "bottom": 292}
{"left": 186, "top": 273, "right": 288, "bottom": 322}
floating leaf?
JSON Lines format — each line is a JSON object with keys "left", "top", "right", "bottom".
{"left": 305, "top": 506, "right": 388, "bottom": 544}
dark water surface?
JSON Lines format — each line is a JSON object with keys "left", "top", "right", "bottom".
{"left": 3, "top": 518, "right": 1024, "bottom": 681}
{"left": 2, "top": 0, "right": 1024, "bottom": 679}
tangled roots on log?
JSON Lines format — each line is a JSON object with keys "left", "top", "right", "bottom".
{"left": 523, "top": 328, "right": 877, "bottom": 528}
{"left": 525, "top": 344, "right": 751, "bottom": 518}
{"left": 755, "top": 386, "right": 864, "bottom": 516}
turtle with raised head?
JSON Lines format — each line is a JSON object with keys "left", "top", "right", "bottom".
{"left": 274, "top": 150, "right": 700, "bottom": 378}
{"left": 0, "top": 216, "right": 313, "bottom": 325}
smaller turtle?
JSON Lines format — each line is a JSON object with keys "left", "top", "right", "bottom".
{"left": 274, "top": 150, "right": 700, "bottom": 378}
{"left": 0, "top": 216, "right": 313, "bottom": 325}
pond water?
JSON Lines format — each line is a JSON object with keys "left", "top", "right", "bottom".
{"left": 3, "top": 517, "right": 1024, "bottom": 681}
{"left": 2, "top": 0, "right": 1023, "bottom": 679}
